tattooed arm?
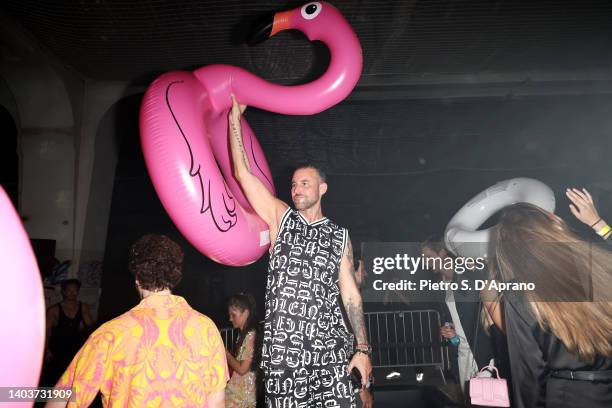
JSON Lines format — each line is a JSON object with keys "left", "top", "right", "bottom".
{"left": 339, "top": 237, "right": 368, "bottom": 343}
{"left": 339, "top": 234, "right": 372, "bottom": 386}
{"left": 228, "top": 94, "right": 287, "bottom": 229}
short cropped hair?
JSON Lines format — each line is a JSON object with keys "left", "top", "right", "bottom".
{"left": 128, "top": 234, "right": 183, "bottom": 291}
{"left": 60, "top": 278, "right": 81, "bottom": 291}
{"left": 294, "top": 163, "right": 327, "bottom": 183}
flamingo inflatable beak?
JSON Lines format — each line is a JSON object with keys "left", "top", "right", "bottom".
{"left": 247, "top": 9, "right": 293, "bottom": 46}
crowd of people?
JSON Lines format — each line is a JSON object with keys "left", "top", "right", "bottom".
{"left": 39, "top": 98, "right": 612, "bottom": 408}
{"left": 417, "top": 188, "right": 612, "bottom": 407}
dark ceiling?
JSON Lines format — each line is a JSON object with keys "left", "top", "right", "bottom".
{"left": 2, "top": 0, "right": 612, "bottom": 86}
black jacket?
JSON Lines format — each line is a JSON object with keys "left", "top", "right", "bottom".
{"left": 504, "top": 290, "right": 612, "bottom": 408}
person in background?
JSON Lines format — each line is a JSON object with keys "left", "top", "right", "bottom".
{"left": 566, "top": 187, "right": 612, "bottom": 242}
{"left": 225, "top": 293, "right": 258, "bottom": 408}
{"left": 353, "top": 257, "right": 373, "bottom": 408}
{"left": 44, "top": 279, "right": 94, "bottom": 385}
{"left": 46, "top": 234, "right": 227, "bottom": 408}
{"left": 421, "top": 239, "right": 497, "bottom": 400}
{"left": 492, "top": 203, "right": 612, "bottom": 408}
{"left": 354, "top": 258, "right": 367, "bottom": 289}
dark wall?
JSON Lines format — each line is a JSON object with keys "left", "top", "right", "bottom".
{"left": 99, "top": 92, "right": 612, "bottom": 327}
{"left": 0, "top": 105, "right": 18, "bottom": 207}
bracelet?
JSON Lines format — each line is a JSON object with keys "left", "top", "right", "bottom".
{"left": 590, "top": 218, "right": 603, "bottom": 228}
{"left": 354, "top": 349, "right": 371, "bottom": 357}
{"left": 597, "top": 224, "right": 611, "bottom": 237}
{"left": 355, "top": 343, "right": 372, "bottom": 356}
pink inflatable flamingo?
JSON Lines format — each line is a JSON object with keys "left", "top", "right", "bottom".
{"left": 0, "top": 187, "right": 45, "bottom": 396}
{"left": 140, "top": 2, "right": 362, "bottom": 265}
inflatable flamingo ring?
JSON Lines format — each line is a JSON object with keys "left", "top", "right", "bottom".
{"left": 0, "top": 186, "right": 45, "bottom": 393}
{"left": 444, "top": 178, "right": 556, "bottom": 259}
{"left": 140, "top": 2, "right": 362, "bottom": 266}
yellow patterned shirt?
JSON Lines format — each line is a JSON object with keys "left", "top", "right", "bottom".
{"left": 57, "top": 293, "right": 228, "bottom": 407}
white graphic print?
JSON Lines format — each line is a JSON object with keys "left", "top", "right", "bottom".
{"left": 262, "top": 209, "right": 354, "bottom": 407}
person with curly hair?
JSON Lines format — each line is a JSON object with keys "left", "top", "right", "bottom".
{"left": 47, "top": 234, "right": 228, "bottom": 408}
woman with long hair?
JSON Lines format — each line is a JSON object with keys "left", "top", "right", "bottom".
{"left": 492, "top": 203, "right": 612, "bottom": 407}
{"left": 225, "top": 293, "right": 258, "bottom": 408}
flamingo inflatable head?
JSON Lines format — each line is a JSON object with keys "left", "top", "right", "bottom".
{"left": 140, "top": 2, "right": 362, "bottom": 265}
{"left": 249, "top": 2, "right": 356, "bottom": 48}
{"left": 249, "top": 2, "right": 338, "bottom": 42}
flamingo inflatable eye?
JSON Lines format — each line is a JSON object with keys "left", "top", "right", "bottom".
{"left": 301, "top": 2, "right": 322, "bottom": 20}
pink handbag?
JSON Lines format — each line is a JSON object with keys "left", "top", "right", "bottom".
{"left": 469, "top": 365, "right": 511, "bottom": 407}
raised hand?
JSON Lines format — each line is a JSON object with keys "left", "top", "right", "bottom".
{"left": 566, "top": 187, "right": 601, "bottom": 227}
{"left": 229, "top": 94, "right": 247, "bottom": 127}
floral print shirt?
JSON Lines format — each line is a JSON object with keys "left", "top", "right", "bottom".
{"left": 57, "top": 294, "right": 228, "bottom": 407}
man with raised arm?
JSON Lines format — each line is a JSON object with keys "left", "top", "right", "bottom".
{"left": 228, "top": 95, "right": 371, "bottom": 407}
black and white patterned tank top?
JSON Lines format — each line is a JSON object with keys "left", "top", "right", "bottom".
{"left": 261, "top": 208, "right": 353, "bottom": 373}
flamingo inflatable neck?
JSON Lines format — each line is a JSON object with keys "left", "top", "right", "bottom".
{"left": 194, "top": 2, "right": 362, "bottom": 115}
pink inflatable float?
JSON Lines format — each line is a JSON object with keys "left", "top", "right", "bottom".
{"left": 0, "top": 187, "right": 45, "bottom": 394}
{"left": 140, "top": 2, "right": 362, "bottom": 265}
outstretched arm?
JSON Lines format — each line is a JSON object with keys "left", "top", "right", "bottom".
{"left": 228, "top": 94, "right": 287, "bottom": 228}
{"left": 339, "top": 234, "right": 372, "bottom": 387}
